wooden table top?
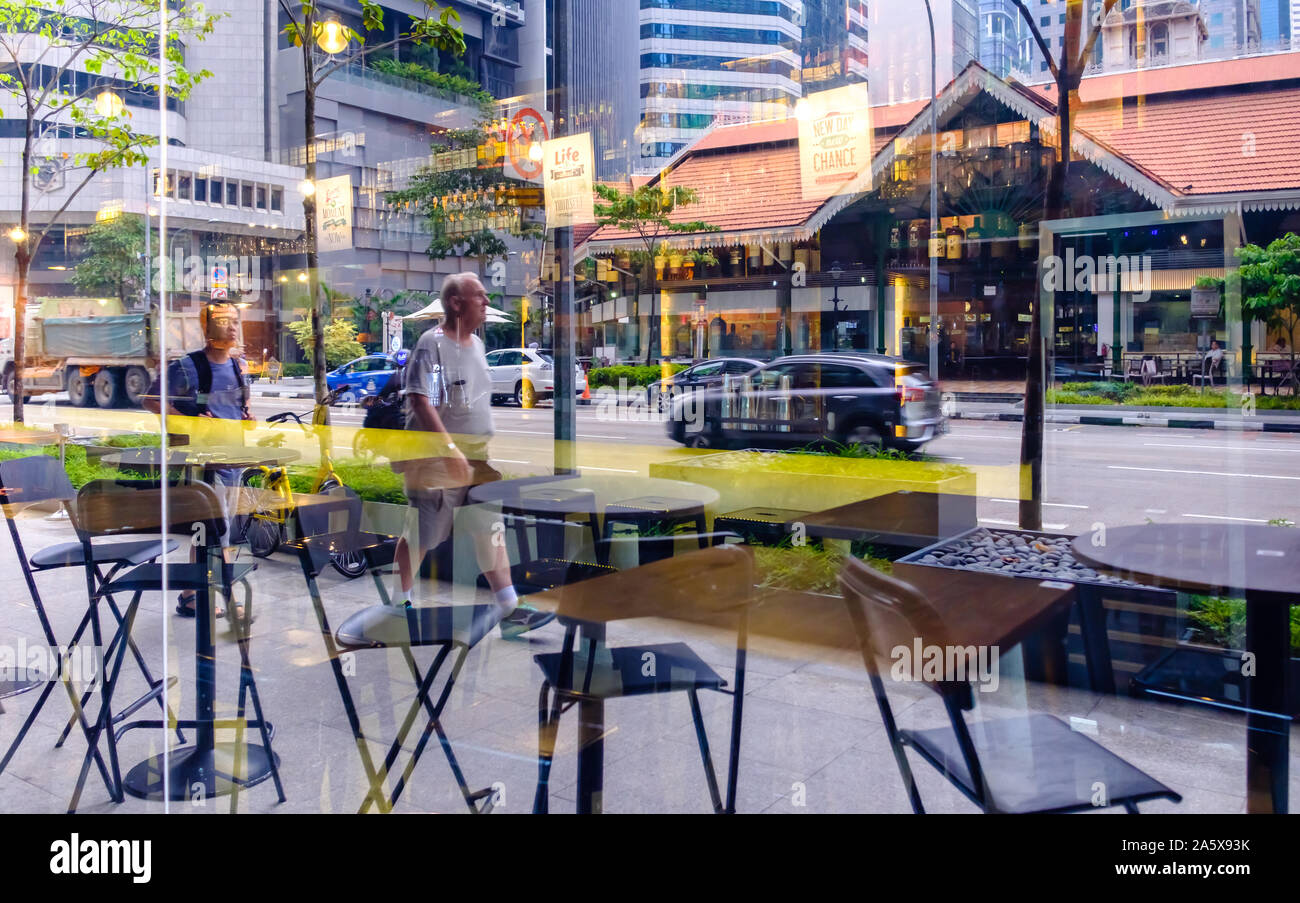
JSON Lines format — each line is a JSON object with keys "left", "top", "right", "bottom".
{"left": 0, "top": 428, "right": 61, "bottom": 447}
{"left": 1073, "top": 524, "right": 1299, "bottom": 597}
{"left": 531, "top": 552, "right": 1077, "bottom": 658}
{"left": 800, "top": 491, "right": 971, "bottom": 544}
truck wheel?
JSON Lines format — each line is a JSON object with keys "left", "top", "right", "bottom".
{"left": 0, "top": 365, "right": 11, "bottom": 396}
{"left": 124, "top": 367, "right": 151, "bottom": 407}
{"left": 67, "top": 370, "right": 95, "bottom": 407}
{"left": 93, "top": 369, "right": 126, "bottom": 408}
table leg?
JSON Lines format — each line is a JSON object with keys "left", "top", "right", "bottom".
{"left": 1244, "top": 590, "right": 1291, "bottom": 814}
{"left": 575, "top": 622, "right": 605, "bottom": 814}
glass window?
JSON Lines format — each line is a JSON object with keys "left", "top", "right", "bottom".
{"left": 208, "top": 178, "right": 222, "bottom": 205}
{"left": 176, "top": 172, "right": 191, "bottom": 202}
{"left": 194, "top": 177, "right": 207, "bottom": 203}
{"left": 225, "top": 180, "right": 238, "bottom": 206}
{"left": 256, "top": 185, "right": 267, "bottom": 210}
{"left": 241, "top": 182, "right": 253, "bottom": 208}
{"left": 271, "top": 187, "right": 283, "bottom": 212}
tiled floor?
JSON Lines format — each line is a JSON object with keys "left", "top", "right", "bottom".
{"left": 1, "top": 514, "right": 1294, "bottom": 815}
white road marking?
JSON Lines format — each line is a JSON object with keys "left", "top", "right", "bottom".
{"left": 979, "top": 518, "right": 1070, "bottom": 530}
{"left": 991, "top": 499, "right": 1089, "bottom": 510}
{"left": 1143, "top": 442, "right": 1299, "bottom": 452}
{"left": 945, "top": 433, "right": 1020, "bottom": 441}
{"left": 1109, "top": 465, "right": 1300, "bottom": 481}
{"left": 1181, "top": 514, "right": 1273, "bottom": 523}
{"left": 582, "top": 466, "right": 639, "bottom": 474}
{"left": 491, "top": 459, "right": 533, "bottom": 465}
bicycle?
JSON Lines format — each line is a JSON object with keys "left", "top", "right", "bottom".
{"left": 234, "top": 385, "right": 368, "bottom": 579}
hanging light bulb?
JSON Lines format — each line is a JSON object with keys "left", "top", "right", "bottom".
{"left": 93, "top": 89, "right": 124, "bottom": 117}
{"left": 316, "top": 18, "right": 349, "bottom": 55}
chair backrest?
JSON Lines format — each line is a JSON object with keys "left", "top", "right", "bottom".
{"left": 837, "top": 557, "right": 961, "bottom": 699}
{"left": 291, "top": 485, "right": 370, "bottom": 578}
{"left": 72, "top": 479, "right": 228, "bottom": 546}
{"left": 0, "top": 455, "right": 75, "bottom": 515}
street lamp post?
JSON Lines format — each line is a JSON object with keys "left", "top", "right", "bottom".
{"left": 924, "top": 0, "right": 940, "bottom": 381}
{"left": 826, "top": 261, "right": 845, "bottom": 351}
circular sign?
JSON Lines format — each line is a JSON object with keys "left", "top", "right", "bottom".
{"left": 507, "top": 107, "right": 549, "bottom": 181}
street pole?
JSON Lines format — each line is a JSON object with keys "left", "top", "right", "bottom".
{"left": 553, "top": 0, "right": 576, "bottom": 473}
{"left": 925, "top": 0, "right": 940, "bottom": 380}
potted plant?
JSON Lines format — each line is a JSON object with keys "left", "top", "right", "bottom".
{"left": 1191, "top": 276, "right": 1224, "bottom": 319}
{"left": 654, "top": 253, "right": 667, "bottom": 281}
{"left": 684, "top": 249, "right": 717, "bottom": 279}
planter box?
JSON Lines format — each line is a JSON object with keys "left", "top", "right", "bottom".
{"left": 899, "top": 526, "right": 1178, "bottom": 694}
{"left": 649, "top": 450, "right": 976, "bottom": 517}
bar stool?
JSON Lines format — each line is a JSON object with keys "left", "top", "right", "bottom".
{"left": 601, "top": 495, "right": 708, "bottom": 566}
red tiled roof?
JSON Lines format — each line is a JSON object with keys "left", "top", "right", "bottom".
{"left": 584, "top": 58, "right": 1300, "bottom": 249}
{"left": 1074, "top": 87, "right": 1300, "bottom": 194}
{"left": 1028, "top": 51, "right": 1300, "bottom": 105}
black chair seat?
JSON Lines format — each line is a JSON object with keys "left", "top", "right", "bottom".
{"left": 103, "top": 561, "right": 258, "bottom": 594}
{"left": 31, "top": 539, "right": 180, "bottom": 571}
{"left": 536, "top": 642, "right": 727, "bottom": 700}
{"left": 335, "top": 603, "right": 501, "bottom": 651}
{"left": 901, "top": 714, "right": 1179, "bottom": 813}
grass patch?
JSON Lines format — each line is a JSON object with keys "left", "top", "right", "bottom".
{"left": 0, "top": 444, "right": 125, "bottom": 490}
{"left": 1048, "top": 381, "right": 1300, "bottom": 410}
{"left": 754, "top": 542, "right": 891, "bottom": 595}
{"left": 689, "top": 448, "right": 970, "bottom": 481}
{"left": 1187, "top": 595, "right": 1300, "bottom": 654}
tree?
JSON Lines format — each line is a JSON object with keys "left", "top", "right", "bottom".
{"left": 278, "top": 0, "right": 466, "bottom": 416}
{"left": 593, "top": 183, "right": 717, "bottom": 364}
{"left": 286, "top": 317, "right": 365, "bottom": 369}
{"left": 1237, "top": 233, "right": 1300, "bottom": 393}
{"left": 0, "top": 0, "right": 220, "bottom": 421}
{"left": 71, "top": 214, "right": 153, "bottom": 305}
{"left": 388, "top": 121, "right": 545, "bottom": 271}
{"left": 1009, "top": 0, "right": 1120, "bottom": 530}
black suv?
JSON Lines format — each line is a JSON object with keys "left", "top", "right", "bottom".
{"left": 648, "top": 357, "right": 763, "bottom": 411}
{"left": 666, "top": 353, "right": 946, "bottom": 452}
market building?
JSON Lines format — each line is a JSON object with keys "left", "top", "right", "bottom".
{"left": 577, "top": 52, "right": 1300, "bottom": 385}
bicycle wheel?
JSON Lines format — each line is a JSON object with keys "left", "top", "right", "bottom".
{"left": 236, "top": 471, "right": 283, "bottom": 559}
{"left": 318, "top": 479, "right": 368, "bottom": 579}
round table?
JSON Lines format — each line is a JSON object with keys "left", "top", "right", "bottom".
{"left": 102, "top": 444, "right": 302, "bottom": 478}
{"left": 1073, "top": 523, "right": 1298, "bottom": 814}
{"left": 0, "top": 429, "right": 64, "bottom": 700}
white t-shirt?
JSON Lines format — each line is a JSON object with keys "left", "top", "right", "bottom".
{"left": 403, "top": 328, "right": 494, "bottom": 441}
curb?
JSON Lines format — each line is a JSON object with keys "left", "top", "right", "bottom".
{"left": 952, "top": 410, "right": 1300, "bottom": 433}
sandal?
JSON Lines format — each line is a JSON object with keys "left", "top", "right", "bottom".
{"left": 175, "top": 593, "right": 226, "bottom": 619}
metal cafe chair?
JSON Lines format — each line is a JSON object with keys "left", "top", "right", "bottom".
{"left": 288, "top": 487, "right": 500, "bottom": 814}
{"left": 838, "top": 558, "right": 1181, "bottom": 814}
{"left": 531, "top": 543, "right": 753, "bottom": 814}
{"left": 65, "top": 479, "right": 283, "bottom": 813}
{"left": 0, "top": 456, "right": 183, "bottom": 796}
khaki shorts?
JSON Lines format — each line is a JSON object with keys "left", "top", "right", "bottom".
{"left": 401, "top": 450, "right": 500, "bottom": 556}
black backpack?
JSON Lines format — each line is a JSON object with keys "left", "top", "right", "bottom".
{"left": 363, "top": 364, "right": 406, "bottom": 431}
{"left": 174, "top": 350, "right": 250, "bottom": 419}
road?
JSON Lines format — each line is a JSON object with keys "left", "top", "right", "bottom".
{"left": 6, "top": 395, "right": 1298, "bottom": 534}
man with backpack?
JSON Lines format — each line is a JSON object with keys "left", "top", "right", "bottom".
{"left": 143, "top": 301, "right": 254, "bottom": 620}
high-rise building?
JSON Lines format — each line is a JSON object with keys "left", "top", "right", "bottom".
{"left": 801, "top": 0, "right": 871, "bottom": 93}
{"left": 978, "top": 0, "right": 1034, "bottom": 81}
{"left": 1200, "top": 0, "right": 1263, "bottom": 57}
{"left": 868, "top": 0, "right": 978, "bottom": 103}
{"left": 1259, "top": 0, "right": 1293, "bottom": 47}
{"left": 637, "top": 0, "right": 803, "bottom": 171}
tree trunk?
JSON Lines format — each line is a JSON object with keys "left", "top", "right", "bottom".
{"left": 1019, "top": 73, "right": 1073, "bottom": 533}
{"left": 643, "top": 248, "right": 658, "bottom": 365}
{"left": 12, "top": 111, "right": 34, "bottom": 425}
{"left": 302, "top": 17, "right": 329, "bottom": 420}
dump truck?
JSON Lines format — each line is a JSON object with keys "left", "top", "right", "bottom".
{"left": 0, "top": 297, "right": 207, "bottom": 408}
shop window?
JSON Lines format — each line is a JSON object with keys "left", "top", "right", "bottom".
{"left": 1151, "top": 24, "right": 1168, "bottom": 59}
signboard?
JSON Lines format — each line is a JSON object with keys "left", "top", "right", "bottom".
{"left": 316, "top": 174, "right": 353, "bottom": 254}
{"left": 210, "top": 264, "right": 228, "bottom": 301}
{"left": 505, "top": 106, "right": 551, "bottom": 183}
{"left": 543, "top": 132, "right": 596, "bottom": 229}
{"left": 798, "top": 83, "right": 873, "bottom": 201}
{"left": 382, "top": 311, "right": 404, "bottom": 353}
{"left": 1190, "top": 287, "right": 1221, "bottom": 319}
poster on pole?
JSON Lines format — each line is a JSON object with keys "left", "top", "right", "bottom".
{"left": 542, "top": 132, "right": 596, "bottom": 229}
{"left": 316, "top": 174, "right": 354, "bottom": 253}
{"left": 798, "top": 83, "right": 873, "bottom": 201}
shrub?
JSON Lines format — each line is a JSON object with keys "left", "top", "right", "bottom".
{"left": 282, "top": 363, "right": 312, "bottom": 378}
{"left": 588, "top": 364, "right": 687, "bottom": 388}
{"left": 369, "top": 58, "right": 495, "bottom": 106}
